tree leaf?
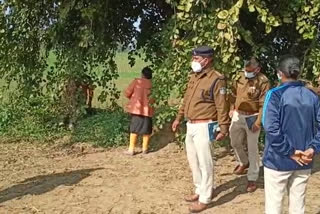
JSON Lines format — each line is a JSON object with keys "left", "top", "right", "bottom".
{"left": 177, "top": 5, "right": 185, "bottom": 11}
{"left": 273, "top": 20, "right": 280, "bottom": 27}
{"left": 217, "top": 10, "right": 229, "bottom": 19}
{"left": 185, "top": 2, "right": 192, "bottom": 12}
{"left": 228, "top": 47, "right": 235, "bottom": 53}
{"left": 217, "top": 23, "right": 227, "bottom": 30}
{"left": 299, "top": 27, "right": 305, "bottom": 34}
{"left": 266, "top": 25, "right": 272, "bottom": 34}
{"left": 224, "top": 33, "right": 231, "bottom": 40}
{"left": 177, "top": 12, "right": 184, "bottom": 19}
{"left": 222, "top": 56, "right": 229, "bottom": 63}
{"left": 248, "top": 5, "right": 255, "bottom": 12}
{"left": 304, "top": 6, "right": 310, "bottom": 12}
{"left": 283, "top": 17, "right": 292, "bottom": 23}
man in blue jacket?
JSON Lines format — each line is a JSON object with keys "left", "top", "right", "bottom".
{"left": 262, "top": 55, "right": 320, "bottom": 214}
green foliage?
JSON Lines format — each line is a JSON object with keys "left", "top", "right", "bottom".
{"left": 0, "top": 93, "right": 67, "bottom": 141}
{"left": 0, "top": 92, "right": 130, "bottom": 147}
{"left": 0, "top": 0, "right": 172, "bottom": 106}
{"left": 71, "top": 110, "right": 129, "bottom": 147}
{"left": 0, "top": 0, "right": 320, "bottom": 146}
{"left": 148, "top": 0, "right": 320, "bottom": 129}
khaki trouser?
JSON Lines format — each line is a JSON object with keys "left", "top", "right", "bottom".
{"left": 264, "top": 167, "right": 311, "bottom": 214}
{"left": 230, "top": 111, "right": 260, "bottom": 181}
{"left": 185, "top": 121, "right": 214, "bottom": 204}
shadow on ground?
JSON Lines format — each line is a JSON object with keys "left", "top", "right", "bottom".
{"left": 0, "top": 168, "right": 103, "bottom": 204}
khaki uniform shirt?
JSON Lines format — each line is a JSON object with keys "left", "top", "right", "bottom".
{"left": 230, "top": 72, "right": 270, "bottom": 126}
{"left": 300, "top": 79, "right": 320, "bottom": 95}
{"left": 176, "top": 67, "right": 230, "bottom": 134}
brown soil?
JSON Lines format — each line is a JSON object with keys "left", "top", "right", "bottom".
{"left": 0, "top": 141, "right": 319, "bottom": 214}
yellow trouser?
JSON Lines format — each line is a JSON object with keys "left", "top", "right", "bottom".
{"left": 128, "top": 133, "right": 150, "bottom": 152}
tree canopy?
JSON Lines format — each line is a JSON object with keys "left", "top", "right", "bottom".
{"left": 0, "top": 0, "right": 172, "bottom": 102}
{"left": 0, "top": 0, "right": 319, "bottom": 125}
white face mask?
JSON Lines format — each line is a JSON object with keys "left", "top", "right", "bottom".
{"left": 191, "top": 61, "right": 202, "bottom": 73}
{"left": 277, "top": 72, "right": 282, "bottom": 81}
{"left": 244, "top": 71, "right": 256, "bottom": 79}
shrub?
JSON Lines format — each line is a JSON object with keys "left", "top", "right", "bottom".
{"left": 71, "top": 109, "right": 130, "bottom": 147}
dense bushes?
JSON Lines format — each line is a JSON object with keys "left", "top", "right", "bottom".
{"left": 0, "top": 95, "right": 130, "bottom": 147}
{"left": 0, "top": 95, "right": 66, "bottom": 141}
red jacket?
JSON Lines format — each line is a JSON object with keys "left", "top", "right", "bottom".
{"left": 124, "top": 78, "right": 154, "bottom": 117}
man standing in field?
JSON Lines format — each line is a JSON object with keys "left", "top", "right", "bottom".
{"left": 172, "top": 46, "right": 230, "bottom": 213}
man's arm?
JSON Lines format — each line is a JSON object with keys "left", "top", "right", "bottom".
{"left": 124, "top": 79, "right": 136, "bottom": 98}
{"left": 255, "top": 81, "right": 270, "bottom": 127}
{"left": 229, "top": 80, "right": 237, "bottom": 111}
{"left": 213, "top": 77, "right": 230, "bottom": 135}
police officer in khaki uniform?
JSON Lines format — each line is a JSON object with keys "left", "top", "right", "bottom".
{"left": 229, "top": 57, "right": 270, "bottom": 192}
{"left": 172, "top": 46, "right": 230, "bottom": 213}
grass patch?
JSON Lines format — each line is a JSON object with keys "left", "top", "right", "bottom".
{"left": 71, "top": 109, "right": 130, "bottom": 147}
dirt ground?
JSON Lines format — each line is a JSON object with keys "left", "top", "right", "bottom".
{"left": 0, "top": 140, "right": 319, "bottom": 214}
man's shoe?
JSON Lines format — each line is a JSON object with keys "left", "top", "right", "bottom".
{"left": 233, "top": 163, "right": 249, "bottom": 175}
{"left": 246, "top": 181, "right": 257, "bottom": 193}
{"left": 184, "top": 194, "right": 199, "bottom": 202}
{"left": 189, "top": 202, "right": 208, "bottom": 213}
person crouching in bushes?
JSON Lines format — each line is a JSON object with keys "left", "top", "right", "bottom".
{"left": 124, "top": 67, "right": 154, "bottom": 155}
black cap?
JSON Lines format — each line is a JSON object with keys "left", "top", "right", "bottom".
{"left": 191, "top": 46, "right": 214, "bottom": 57}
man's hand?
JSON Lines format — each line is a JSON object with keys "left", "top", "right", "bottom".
{"left": 251, "top": 124, "right": 260, "bottom": 133}
{"left": 291, "top": 150, "right": 309, "bottom": 166}
{"left": 301, "top": 148, "right": 315, "bottom": 164}
{"left": 172, "top": 119, "right": 180, "bottom": 132}
{"left": 229, "top": 110, "right": 234, "bottom": 118}
{"left": 215, "top": 133, "right": 226, "bottom": 141}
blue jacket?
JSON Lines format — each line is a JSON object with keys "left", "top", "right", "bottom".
{"left": 262, "top": 81, "right": 320, "bottom": 171}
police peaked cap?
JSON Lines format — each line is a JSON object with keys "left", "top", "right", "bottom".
{"left": 191, "top": 46, "right": 214, "bottom": 57}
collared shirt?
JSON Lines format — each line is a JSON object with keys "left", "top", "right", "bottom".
{"left": 230, "top": 72, "right": 270, "bottom": 126}
{"left": 176, "top": 67, "right": 230, "bottom": 134}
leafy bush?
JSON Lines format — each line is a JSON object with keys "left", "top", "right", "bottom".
{"left": 0, "top": 94, "right": 67, "bottom": 141}
{"left": 71, "top": 109, "right": 130, "bottom": 147}
{"left": 0, "top": 93, "right": 130, "bottom": 147}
